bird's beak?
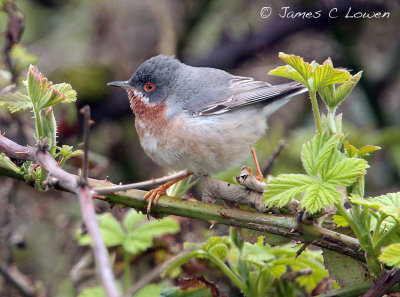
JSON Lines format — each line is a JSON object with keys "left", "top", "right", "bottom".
{"left": 107, "top": 81, "right": 131, "bottom": 89}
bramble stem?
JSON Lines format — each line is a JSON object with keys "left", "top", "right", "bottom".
{"left": 309, "top": 91, "right": 323, "bottom": 132}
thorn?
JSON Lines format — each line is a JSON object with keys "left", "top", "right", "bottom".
{"left": 209, "top": 221, "right": 217, "bottom": 229}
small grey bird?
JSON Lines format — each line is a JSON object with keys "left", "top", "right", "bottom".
{"left": 108, "top": 55, "right": 306, "bottom": 211}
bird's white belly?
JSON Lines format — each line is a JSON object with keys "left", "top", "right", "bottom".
{"left": 138, "top": 108, "right": 267, "bottom": 175}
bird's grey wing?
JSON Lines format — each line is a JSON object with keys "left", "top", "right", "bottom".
{"left": 191, "top": 76, "right": 306, "bottom": 116}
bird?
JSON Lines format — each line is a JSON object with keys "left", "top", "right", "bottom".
{"left": 108, "top": 55, "right": 306, "bottom": 213}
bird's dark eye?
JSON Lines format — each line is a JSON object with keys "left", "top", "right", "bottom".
{"left": 144, "top": 82, "right": 156, "bottom": 92}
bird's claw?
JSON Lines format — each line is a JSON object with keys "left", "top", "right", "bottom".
{"left": 144, "top": 186, "right": 168, "bottom": 217}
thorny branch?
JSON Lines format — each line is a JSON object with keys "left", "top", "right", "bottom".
{"left": 0, "top": 133, "right": 366, "bottom": 263}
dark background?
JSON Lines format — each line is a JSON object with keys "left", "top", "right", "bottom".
{"left": 1, "top": 0, "right": 399, "bottom": 295}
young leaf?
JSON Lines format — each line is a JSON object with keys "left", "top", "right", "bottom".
{"left": 208, "top": 243, "right": 228, "bottom": 261}
{"left": 0, "top": 91, "right": 32, "bottom": 113}
{"left": 41, "top": 107, "right": 57, "bottom": 152}
{"left": 311, "top": 58, "right": 351, "bottom": 90}
{"left": 300, "top": 182, "right": 342, "bottom": 213}
{"left": 77, "top": 213, "right": 125, "bottom": 247}
{"left": 78, "top": 286, "right": 106, "bottom": 297}
{"left": 133, "top": 217, "right": 180, "bottom": 238}
{"left": 123, "top": 209, "right": 145, "bottom": 230}
{"left": 26, "top": 65, "right": 77, "bottom": 111}
{"left": 343, "top": 140, "right": 358, "bottom": 158}
{"left": 322, "top": 158, "right": 369, "bottom": 187}
{"left": 327, "top": 71, "right": 362, "bottom": 110}
{"left": 379, "top": 243, "right": 400, "bottom": 268}
{"left": 301, "top": 132, "right": 342, "bottom": 176}
{"left": 333, "top": 215, "right": 349, "bottom": 227}
{"left": 357, "top": 145, "right": 381, "bottom": 157}
{"left": 263, "top": 174, "right": 317, "bottom": 208}
{"left": 268, "top": 53, "right": 311, "bottom": 87}
{"left": 0, "top": 153, "right": 22, "bottom": 174}
{"left": 349, "top": 192, "right": 400, "bottom": 222}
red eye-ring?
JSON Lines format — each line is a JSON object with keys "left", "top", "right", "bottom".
{"left": 144, "top": 82, "right": 156, "bottom": 92}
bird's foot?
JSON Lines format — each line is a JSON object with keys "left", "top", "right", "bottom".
{"left": 144, "top": 172, "right": 193, "bottom": 217}
{"left": 250, "top": 146, "right": 264, "bottom": 181}
{"left": 144, "top": 185, "right": 168, "bottom": 215}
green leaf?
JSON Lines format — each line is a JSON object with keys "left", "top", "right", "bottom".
{"left": 161, "top": 287, "right": 213, "bottom": 297}
{"left": 379, "top": 243, "right": 400, "bottom": 268}
{"left": 301, "top": 132, "right": 342, "bottom": 176}
{"left": 350, "top": 192, "right": 400, "bottom": 222}
{"left": 123, "top": 209, "right": 145, "bottom": 230}
{"left": 123, "top": 217, "right": 180, "bottom": 255}
{"left": 0, "top": 153, "right": 22, "bottom": 174}
{"left": 357, "top": 145, "right": 381, "bottom": 157}
{"left": 40, "top": 107, "right": 57, "bottom": 152}
{"left": 208, "top": 243, "right": 228, "bottom": 261}
{"left": 301, "top": 182, "right": 343, "bottom": 213}
{"left": 230, "top": 228, "right": 245, "bottom": 251}
{"left": 322, "top": 157, "right": 369, "bottom": 186}
{"left": 343, "top": 140, "right": 358, "bottom": 158}
{"left": 77, "top": 213, "right": 125, "bottom": 247}
{"left": 268, "top": 53, "right": 311, "bottom": 87}
{"left": 263, "top": 174, "right": 317, "bottom": 208}
{"left": 327, "top": 71, "right": 362, "bottom": 110}
{"left": 312, "top": 58, "right": 352, "bottom": 90}
{"left": 26, "top": 65, "right": 77, "bottom": 111}
{"left": 333, "top": 215, "right": 349, "bottom": 227}
{"left": 134, "top": 217, "right": 180, "bottom": 238}
{"left": 78, "top": 286, "right": 106, "bottom": 297}
{"left": 57, "top": 145, "right": 83, "bottom": 167}
{"left": 134, "top": 284, "right": 162, "bottom": 297}
{"left": 0, "top": 90, "right": 32, "bottom": 113}
{"left": 323, "top": 249, "right": 367, "bottom": 287}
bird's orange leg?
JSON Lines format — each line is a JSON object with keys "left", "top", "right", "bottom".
{"left": 144, "top": 172, "right": 193, "bottom": 214}
{"left": 251, "top": 146, "right": 264, "bottom": 181}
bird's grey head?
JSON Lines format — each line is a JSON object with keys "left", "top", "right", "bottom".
{"left": 127, "top": 55, "right": 182, "bottom": 104}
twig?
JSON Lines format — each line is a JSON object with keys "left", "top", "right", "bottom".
{"left": 236, "top": 166, "right": 266, "bottom": 193}
{"left": 0, "top": 135, "right": 365, "bottom": 262}
{"left": 0, "top": 135, "right": 120, "bottom": 297}
{"left": 80, "top": 105, "right": 91, "bottom": 182}
{"left": 93, "top": 170, "right": 188, "bottom": 194}
{"left": 363, "top": 268, "right": 400, "bottom": 297}
{"left": 202, "top": 175, "right": 265, "bottom": 212}
{"left": 261, "top": 141, "right": 287, "bottom": 176}
{"left": 0, "top": 260, "right": 35, "bottom": 297}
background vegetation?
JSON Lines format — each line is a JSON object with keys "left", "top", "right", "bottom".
{"left": 0, "top": 0, "right": 399, "bottom": 296}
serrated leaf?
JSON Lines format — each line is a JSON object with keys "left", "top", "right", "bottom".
{"left": 333, "top": 215, "right": 349, "bottom": 227}
{"left": 344, "top": 140, "right": 358, "bottom": 158}
{"left": 300, "top": 182, "right": 342, "bottom": 213}
{"left": 263, "top": 174, "right": 317, "bottom": 208}
{"left": 134, "top": 217, "right": 180, "bottom": 238}
{"left": 269, "top": 53, "right": 311, "bottom": 87}
{"left": 123, "top": 209, "right": 145, "bottom": 230}
{"left": 323, "top": 158, "right": 369, "bottom": 186}
{"left": 357, "top": 145, "right": 381, "bottom": 157}
{"left": 301, "top": 132, "right": 342, "bottom": 176}
{"left": 379, "top": 243, "right": 400, "bottom": 268}
{"left": 208, "top": 243, "right": 228, "bottom": 261}
{"left": 323, "top": 249, "right": 367, "bottom": 287}
{"left": 350, "top": 192, "right": 400, "bottom": 222}
{"left": 328, "top": 71, "right": 362, "bottom": 109}
{"left": 269, "top": 265, "right": 287, "bottom": 278}
{"left": 312, "top": 58, "right": 352, "bottom": 90}
{"left": 26, "top": 65, "right": 77, "bottom": 111}
{"left": 77, "top": 213, "right": 125, "bottom": 247}
{"left": 0, "top": 91, "right": 32, "bottom": 113}
{"left": 123, "top": 217, "right": 180, "bottom": 255}
{"left": 203, "top": 236, "right": 225, "bottom": 252}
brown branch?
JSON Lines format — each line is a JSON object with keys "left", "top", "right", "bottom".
{"left": 0, "top": 134, "right": 365, "bottom": 263}
{"left": 363, "top": 268, "right": 400, "bottom": 297}
{"left": 93, "top": 170, "right": 188, "bottom": 194}
{"left": 0, "top": 135, "right": 120, "bottom": 297}
{"left": 0, "top": 260, "right": 35, "bottom": 297}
